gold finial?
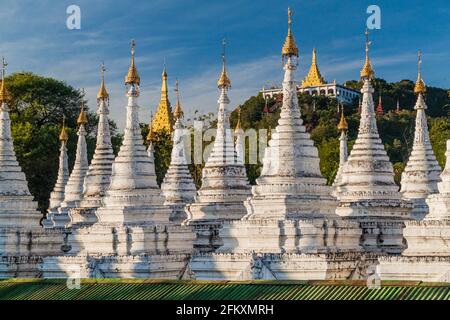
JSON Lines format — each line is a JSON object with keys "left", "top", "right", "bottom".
{"left": 360, "top": 28, "right": 374, "bottom": 79}
{"left": 173, "top": 79, "right": 184, "bottom": 119}
{"left": 217, "top": 39, "right": 231, "bottom": 89}
{"left": 59, "top": 115, "right": 69, "bottom": 142}
{"left": 337, "top": 104, "right": 348, "bottom": 131}
{"left": 77, "top": 89, "right": 88, "bottom": 125}
{"left": 0, "top": 57, "right": 11, "bottom": 103}
{"left": 414, "top": 50, "right": 426, "bottom": 94}
{"left": 97, "top": 62, "right": 109, "bottom": 102}
{"left": 234, "top": 106, "right": 242, "bottom": 133}
{"left": 301, "top": 48, "right": 325, "bottom": 87}
{"left": 125, "top": 39, "right": 140, "bottom": 85}
{"left": 281, "top": 7, "right": 299, "bottom": 58}
{"left": 146, "top": 112, "right": 155, "bottom": 142}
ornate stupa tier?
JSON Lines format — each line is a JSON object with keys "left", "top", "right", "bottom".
{"left": 185, "top": 43, "right": 251, "bottom": 226}
{"left": 335, "top": 31, "right": 411, "bottom": 254}
{"left": 96, "top": 44, "right": 170, "bottom": 225}
{"left": 0, "top": 61, "right": 40, "bottom": 228}
{"left": 79, "top": 65, "right": 115, "bottom": 209}
{"left": 400, "top": 93, "right": 441, "bottom": 219}
{"left": 43, "top": 120, "right": 70, "bottom": 228}
{"left": 161, "top": 83, "right": 196, "bottom": 223}
{"left": 54, "top": 110, "right": 89, "bottom": 228}
{"left": 244, "top": 55, "right": 335, "bottom": 220}
{"left": 335, "top": 79, "right": 402, "bottom": 202}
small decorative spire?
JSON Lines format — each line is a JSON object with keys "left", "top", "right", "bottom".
{"left": 360, "top": 28, "right": 375, "bottom": 79}
{"left": 234, "top": 106, "right": 242, "bottom": 133}
{"left": 217, "top": 39, "right": 231, "bottom": 89}
{"left": 146, "top": 112, "right": 155, "bottom": 142}
{"left": 396, "top": 98, "right": 401, "bottom": 114}
{"left": 173, "top": 79, "right": 183, "bottom": 120}
{"left": 59, "top": 115, "right": 69, "bottom": 142}
{"left": 376, "top": 91, "right": 384, "bottom": 116}
{"left": 125, "top": 39, "right": 140, "bottom": 85}
{"left": 414, "top": 50, "right": 426, "bottom": 94}
{"left": 337, "top": 104, "right": 348, "bottom": 131}
{"left": 281, "top": 7, "right": 299, "bottom": 58}
{"left": 77, "top": 89, "right": 88, "bottom": 125}
{"left": 97, "top": 62, "right": 109, "bottom": 102}
{"left": 0, "top": 57, "right": 11, "bottom": 103}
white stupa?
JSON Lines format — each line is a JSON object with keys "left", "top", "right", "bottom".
{"left": 95, "top": 42, "right": 170, "bottom": 225}
{"left": 400, "top": 52, "right": 441, "bottom": 220}
{"left": 335, "top": 30, "right": 412, "bottom": 253}
{"left": 79, "top": 63, "right": 115, "bottom": 209}
{"left": 0, "top": 58, "right": 40, "bottom": 228}
{"left": 332, "top": 106, "right": 348, "bottom": 195}
{"left": 42, "top": 118, "right": 70, "bottom": 228}
{"left": 53, "top": 99, "right": 89, "bottom": 228}
{"left": 160, "top": 81, "right": 196, "bottom": 224}
{"left": 184, "top": 42, "right": 251, "bottom": 250}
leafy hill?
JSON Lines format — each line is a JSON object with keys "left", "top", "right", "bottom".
{"left": 229, "top": 78, "right": 450, "bottom": 185}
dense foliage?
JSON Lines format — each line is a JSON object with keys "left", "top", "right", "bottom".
{"left": 6, "top": 72, "right": 122, "bottom": 213}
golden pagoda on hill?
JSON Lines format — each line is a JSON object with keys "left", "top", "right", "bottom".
{"left": 261, "top": 48, "right": 360, "bottom": 104}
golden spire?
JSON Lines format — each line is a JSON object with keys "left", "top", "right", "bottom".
{"left": 97, "top": 62, "right": 109, "bottom": 102}
{"left": 337, "top": 104, "right": 348, "bottom": 131}
{"left": 0, "top": 57, "right": 11, "bottom": 104}
{"left": 173, "top": 79, "right": 184, "bottom": 120}
{"left": 360, "top": 28, "right": 375, "bottom": 79}
{"left": 59, "top": 115, "right": 69, "bottom": 142}
{"left": 151, "top": 64, "right": 173, "bottom": 134}
{"left": 125, "top": 39, "right": 140, "bottom": 85}
{"left": 281, "top": 7, "right": 299, "bottom": 58}
{"left": 301, "top": 48, "right": 325, "bottom": 87}
{"left": 234, "top": 106, "right": 242, "bottom": 133}
{"left": 217, "top": 39, "right": 231, "bottom": 89}
{"left": 414, "top": 50, "right": 426, "bottom": 94}
{"left": 146, "top": 112, "right": 155, "bottom": 142}
{"left": 77, "top": 89, "right": 88, "bottom": 125}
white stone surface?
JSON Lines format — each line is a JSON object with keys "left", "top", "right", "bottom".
{"left": 80, "top": 99, "right": 115, "bottom": 208}
{"left": 335, "top": 78, "right": 412, "bottom": 253}
{"left": 185, "top": 81, "right": 251, "bottom": 224}
{"left": 400, "top": 93, "right": 441, "bottom": 219}
{"left": 332, "top": 130, "right": 348, "bottom": 195}
{"left": 95, "top": 85, "right": 170, "bottom": 225}
{"left": 0, "top": 101, "right": 40, "bottom": 228}
{"left": 54, "top": 122, "right": 89, "bottom": 228}
{"left": 161, "top": 117, "right": 196, "bottom": 223}
{"left": 43, "top": 138, "right": 69, "bottom": 228}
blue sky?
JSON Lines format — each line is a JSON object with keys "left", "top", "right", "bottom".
{"left": 0, "top": 0, "right": 449, "bottom": 130}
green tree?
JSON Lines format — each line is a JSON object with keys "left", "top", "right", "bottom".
{"left": 6, "top": 72, "right": 121, "bottom": 213}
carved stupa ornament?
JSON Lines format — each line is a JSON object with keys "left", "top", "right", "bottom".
{"left": 414, "top": 50, "right": 426, "bottom": 94}
{"left": 360, "top": 29, "right": 374, "bottom": 80}
{"left": 125, "top": 39, "right": 140, "bottom": 85}
{"left": 217, "top": 39, "right": 231, "bottom": 89}
{"left": 173, "top": 80, "right": 184, "bottom": 120}
{"left": 337, "top": 105, "right": 348, "bottom": 131}
{"left": 97, "top": 62, "right": 109, "bottom": 102}
{"left": 281, "top": 7, "right": 299, "bottom": 59}
{"left": 59, "top": 116, "right": 69, "bottom": 142}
